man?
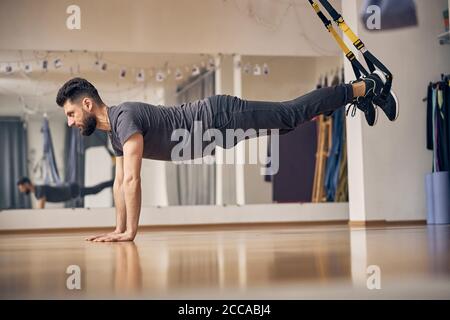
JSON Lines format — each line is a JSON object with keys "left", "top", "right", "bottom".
{"left": 17, "top": 177, "right": 114, "bottom": 209}
{"left": 55, "top": 73, "right": 396, "bottom": 242}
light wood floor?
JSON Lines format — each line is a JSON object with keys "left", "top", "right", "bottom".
{"left": 0, "top": 224, "right": 449, "bottom": 299}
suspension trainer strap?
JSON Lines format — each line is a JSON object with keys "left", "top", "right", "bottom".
{"left": 317, "top": 0, "right": 392, "bottom": 78}
{"left": 313, "top": 0, "right": 393, "bottom": 101}
{"left": 317, "top": 0, "right": 376, "bottom": 73}
{"left": 307, "top": 0, "right": 367, "bottom": 78}
{"left": 317, "top": 0, "right": 340, "bottom": 21}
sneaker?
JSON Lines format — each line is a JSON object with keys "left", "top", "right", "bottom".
{"left": 360, "top": 72, "right": 384, "bottom": 98}
{"left": 347, "top": 95, "right": 378, "bottom": 126}
{"left": 350, "top": 70, "right": 401, "bottom": 125}
{"left": 357, "top": 71, "right": 399, "bottom": 122}
{"left": 371, "top": 70, "right": 399, "bottom": 121}
{"left": 347, "top": 74, "right": 381, "bottom": 126}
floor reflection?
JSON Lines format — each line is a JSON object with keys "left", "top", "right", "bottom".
{"left": 0, "top": 225, "right": 449, "bottom": 299}
{"left": 112, "top": 242, "right": 142, "bottom": 295}
{"left": 161, "top": 230, "right": 353, "bottom": 292}
{"left": 427, "top": 225, "right": 450, "bottom": 276}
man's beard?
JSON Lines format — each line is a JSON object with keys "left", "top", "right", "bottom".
{"left": 25, "top": 190, "right": 30, "bottom": 195}
{"left": 81, "top": 114, "right": 97, "bottom": 136}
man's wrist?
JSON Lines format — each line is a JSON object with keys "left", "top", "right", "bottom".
{"left": 114, "top": 227, "right": 126, "bottom": 233}
{"left": 125, "top": 229, "right": 137, "bottom": 238}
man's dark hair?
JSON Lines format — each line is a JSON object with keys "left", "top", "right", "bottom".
{"left": 56, "top": 77, "right": 103, "bottom": 107}
{"left": 17, "top": 177, "right": 31, "bottom": 185}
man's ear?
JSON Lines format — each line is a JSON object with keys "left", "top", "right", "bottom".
{"left": 82, "top": 97, "right": 94, "bottom": 112}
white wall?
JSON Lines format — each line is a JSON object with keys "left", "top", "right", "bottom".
{"left": 343, "top": 0, "right": 450, "bottom": 221}
{"left": 0, "top": 0, "right": 341, "bottom": 57}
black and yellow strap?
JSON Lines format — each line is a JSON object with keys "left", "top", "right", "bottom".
{"left": 310, "top": 0, "right": 393, "bottom": 102}
{"left": 317, "top": 0, "right": 369, "bottom": 55}
{"left": 307, "top": 0, "right": 368, "bottom": 79}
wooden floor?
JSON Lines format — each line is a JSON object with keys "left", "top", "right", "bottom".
{"left": 0, "top": 224, "right": 449, "bottom": 299}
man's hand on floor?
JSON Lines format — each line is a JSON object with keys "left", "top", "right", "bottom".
{"left": 91, "top": 231, "right": 135, "bottom": 242}
{"left": 85, "top": 229, "right": 125, "bottom": 241}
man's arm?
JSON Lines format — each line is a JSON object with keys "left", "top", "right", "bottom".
{"left": 113, "top": 156, "right": 127, "bottom": 232}
{"left": 122, "top": 133, "right": 143, "bottom": 239}
{"left": 93, "top": 133, "right": 143, "bottom": 242}
{"left": 86, "top": 157, "right": 127, "bottom": 241}
{"left": 37, "top": 197, "right": 46, "bottom": 209}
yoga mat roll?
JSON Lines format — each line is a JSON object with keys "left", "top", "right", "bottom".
{"left": 430, "top": 171, "right": 450, "bottom": 225}
{"left": 425, "top": 173, "right": 434, "bottom": 224}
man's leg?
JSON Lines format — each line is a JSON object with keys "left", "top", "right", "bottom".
{"left": 209, "top": 83, "right": 356, "bottom": 147}
{"left": 80, "top": 180, "right": 114, "bottom": 197}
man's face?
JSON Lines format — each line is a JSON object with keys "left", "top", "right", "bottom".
{"left": 63, "top": 97, "right": 97, "bottom": 136}
{"left": 18, "top": 184, "right": 30, "bottom": 195}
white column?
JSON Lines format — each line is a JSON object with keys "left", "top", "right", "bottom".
{"left": 214, "top": 55, "right": 224, "bottom": 206}
{"left": 342, "top": 0, "right": 367, "bottom": 222}
{"left": 214, "top": 55, "right": 237, "bottom": 205}
{"left": 233, "top": 54, "right": 246, "bottom": 205}
{"left": 84, "top": 146, "right": 113, "bottom": 208}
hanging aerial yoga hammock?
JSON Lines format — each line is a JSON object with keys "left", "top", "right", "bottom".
{"left": 40, "top": 116, "right": 62, "bottom": 185}
{"left": 65, "top": 126, "right": 85, "bottom": 184}
{"left": 308, "top": 0, "right": 399, "bottom": 121}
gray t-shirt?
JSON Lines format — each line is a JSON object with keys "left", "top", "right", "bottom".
{"left": 107, "top": 99, "right": 214, "bottom": 161}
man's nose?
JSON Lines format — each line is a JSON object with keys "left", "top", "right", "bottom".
{"left": 67, "top": 118, "right": 75, "bottom": 127}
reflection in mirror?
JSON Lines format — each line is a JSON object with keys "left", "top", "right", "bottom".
{"left": 1, "top": 50, "right": 348, "bottom": 212}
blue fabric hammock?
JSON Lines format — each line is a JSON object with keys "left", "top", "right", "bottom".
{"left": 41, "top": 117, "right": 62, "bottom": 185}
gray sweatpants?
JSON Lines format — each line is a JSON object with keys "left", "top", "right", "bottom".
{"left": 205, "top": 83, "right": 354, "bottom": 149}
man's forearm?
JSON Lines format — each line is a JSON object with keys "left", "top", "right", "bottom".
{"left": 113, "top": 181, "right": 127, "bottom": 232}
{"left": 123, "top": 178, "right": 142, "bottom": 238}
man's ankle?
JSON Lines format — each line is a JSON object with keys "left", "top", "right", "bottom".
{"left": 352, "top": 81, "right": 366, "bottom": 97}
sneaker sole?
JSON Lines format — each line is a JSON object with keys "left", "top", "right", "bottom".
{"left": 373, "top": 103, "right": 379, "bottom": 126}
